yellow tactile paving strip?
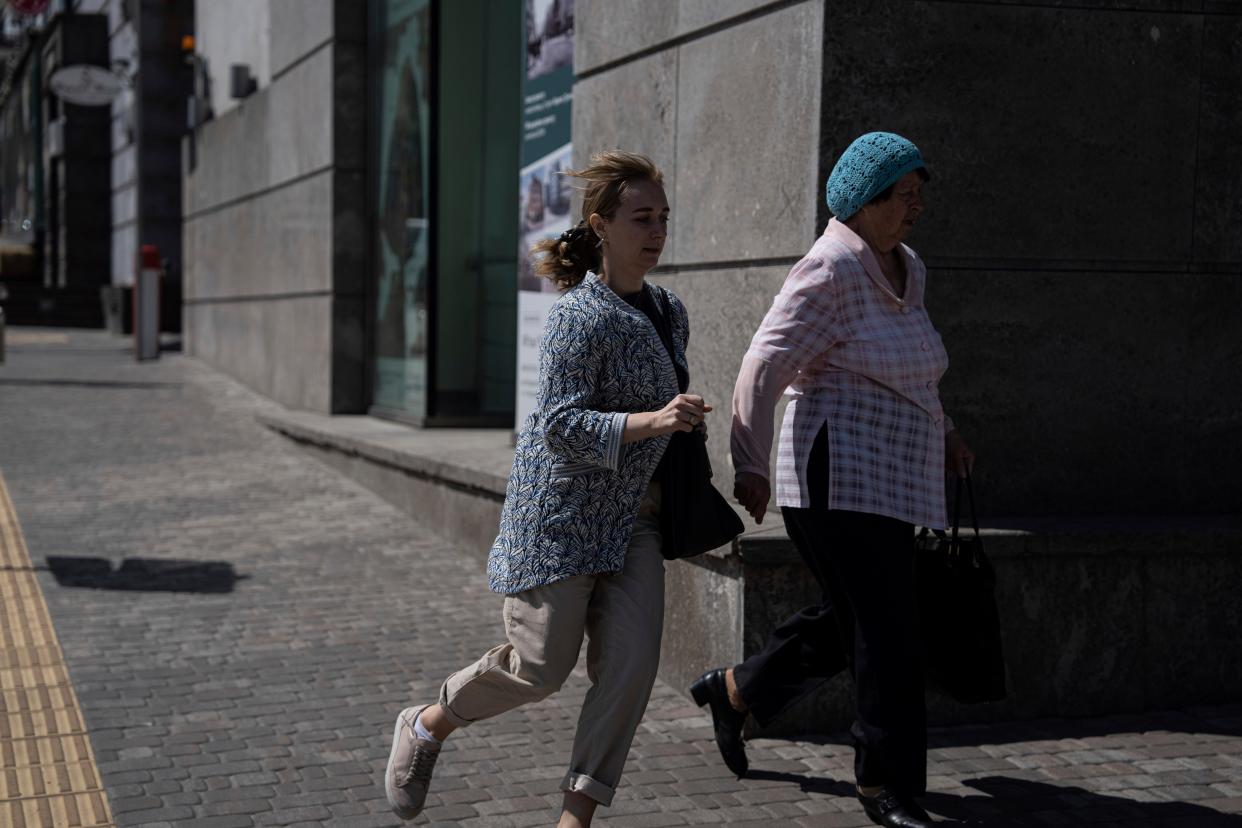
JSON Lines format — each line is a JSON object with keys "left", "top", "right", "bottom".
{"left": 0, "top": 471, "right": 115, "bottom": 827}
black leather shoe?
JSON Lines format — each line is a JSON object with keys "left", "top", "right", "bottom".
{"left": 689, "top": 668, "right": 748, "bottom": 778}
{"left": 858, "top": 788, "right": 936, "bottom": 827}
{"left": 899, "top": 796, "right": 932, "bottom": 822}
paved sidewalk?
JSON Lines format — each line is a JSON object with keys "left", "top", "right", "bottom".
{"left": 0, "top": 327, "right": 1240, "bottom": 827}
{"left": 1, "top": 462, "right": 115, "bottom": 827}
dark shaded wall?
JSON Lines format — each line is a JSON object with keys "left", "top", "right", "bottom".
{"left": 44, "top": 13, "right": 111, "bottom": 299}
{"left": 574, "top": 0, "right": 1241, "bottom": 731}
{"left": 104, "top": 0, "right": 192, "bottom": 333}
{"left": 813, "top": 0, "right": 1241, "bottom": 517}
{"left": 136, "top": 0, "right": 193, "bottom": 331}
{"left": 577, "top": 0, "right": 1241, "bottom": 521}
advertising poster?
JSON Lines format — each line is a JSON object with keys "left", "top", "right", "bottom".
{"left": 515, "top": 0, "right": 573, "bottom": 430}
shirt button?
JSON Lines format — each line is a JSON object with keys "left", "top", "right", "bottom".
{"left": 921, "top": 341, "right": 930, "bottom": 351}
{"left": 926, "top": 381, "right": 935, "bottom": 389}
{"left": 901, "top": 306, "right": 911, "bottom": 314}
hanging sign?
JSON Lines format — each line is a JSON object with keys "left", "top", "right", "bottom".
{"left": 49, "top": 65, "right": 124, "bottom": 106}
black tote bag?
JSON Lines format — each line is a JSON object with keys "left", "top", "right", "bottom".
{"left": 915, "top": 474, "right": 1007, "bottom": 704}
{"left": 649, "top": 288, "right": 744, "bottom": 560}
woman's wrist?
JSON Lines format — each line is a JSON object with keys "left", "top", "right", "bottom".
{"left": 622, "top": 411, "right": 662, "bottom": 443}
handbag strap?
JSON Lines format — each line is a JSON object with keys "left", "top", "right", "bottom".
{"left": 652, "top": 286, "right": 675, "bottom": 355}
{"left": 950, "top": 473, "right": 982, "bottom": 541}
{"left": 964, "top": 473, "right": 981, "bottom": 539}
{"left": 951, "top": 476, "right": 963, "bottom": 545}
{"left": 947, "top": 473, "right": 983, "bottom": 568}
{"left": 652, "top": 286, "right": 688, "bottom": 393}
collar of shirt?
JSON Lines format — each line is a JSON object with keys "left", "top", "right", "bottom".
{"left": 824, "top": 218, "right": 921, "bottom": 308}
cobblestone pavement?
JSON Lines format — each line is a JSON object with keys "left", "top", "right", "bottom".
{"left": 1, "top": 327, "right": 1241, "bottom": 828}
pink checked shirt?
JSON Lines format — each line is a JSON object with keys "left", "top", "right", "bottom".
{"left": 731, "top": 218, "right": 955, "bottom": 529}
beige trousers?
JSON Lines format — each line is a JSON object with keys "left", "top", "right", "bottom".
{"left": 438, "top": 484, "right": 665, "bottom": 806}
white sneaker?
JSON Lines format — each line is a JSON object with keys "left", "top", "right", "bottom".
{"left": 384, "top": 705, "right": 441, "bottom": 820}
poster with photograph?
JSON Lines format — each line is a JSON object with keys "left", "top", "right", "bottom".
{"left": 526, "top": 0, "right": 573, "bottom": 82}
{"left": 515, "top": 0, "right": 574, "bottom": 430}
{"left": 517, "top": 144, "right": 574, "bottom": 293}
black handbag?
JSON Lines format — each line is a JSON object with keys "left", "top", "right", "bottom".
{"left": 649, "top": 288, "right": 744, "bottom": 560}
{"left": 915, "top": 474, "right": 1007, "bottom": 703}
{"left": 657, "top": 429, "right": 744, "bottom": 559}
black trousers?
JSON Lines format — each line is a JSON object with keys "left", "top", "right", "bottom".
{"left": 732, "top": 427, "right": 927, "bottom": 796}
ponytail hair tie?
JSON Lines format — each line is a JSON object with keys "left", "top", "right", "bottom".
{"left": 559, "top": 222, "right": 593, "bottom": 245}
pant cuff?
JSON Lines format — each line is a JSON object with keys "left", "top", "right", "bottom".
{"left": 733, "top": 671, "right": 784, "bottom": 729}
{"left": 436, "top": 684, "right": 476, "bottom": 729}
{"left": 561, "top": 771, "right": 616, "bottom": 806}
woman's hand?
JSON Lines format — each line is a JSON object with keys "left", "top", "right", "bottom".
{"left": 946, "top": 429, "right": 975, "bottom": 478}
{"left": 652, "top": 393, "right": 711, "bottom": 435}
{"left": 734, "top": 471, "right": 771, "bottom": 524}
{"left": 622, "top": 394, "right": 712, "bottom": 443}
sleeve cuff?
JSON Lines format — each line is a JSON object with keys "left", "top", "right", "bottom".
{"left": 603, "top": 412, "right": 628, "bottom": 471}
{"left": 734, "top": 464, "right": 769, "bottom": 480}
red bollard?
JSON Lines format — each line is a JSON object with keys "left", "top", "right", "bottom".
{"left": 134, "top": 244, "right": 162, "bottom": 361}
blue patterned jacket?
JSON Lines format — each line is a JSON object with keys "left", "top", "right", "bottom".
{"left": 487, "top": 272, "right": 689, "bottom": 594}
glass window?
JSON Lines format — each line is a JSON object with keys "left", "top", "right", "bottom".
{"left": 433, "top": 0, "right": 519, "bottom": 423}
{"left": 369, "top": 0, "right": 520, "bottom": 425}
{"left": 370, "top": 0, "right": 433, "bottom": 420}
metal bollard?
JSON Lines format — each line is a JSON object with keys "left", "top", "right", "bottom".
{"left": 134, "top": 245, "right": 161, "bottom": 361}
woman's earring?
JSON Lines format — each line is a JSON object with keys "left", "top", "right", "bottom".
{"left": 596, "top": 237, "right": 604, "bottom": 249}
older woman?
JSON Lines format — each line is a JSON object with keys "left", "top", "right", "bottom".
{"left": 383, "top": 151, "right": 710, "bottom": 828}
{"left": 691, "top": 133, "right": 973, "bottom": 828}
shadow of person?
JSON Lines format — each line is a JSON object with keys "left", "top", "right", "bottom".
{"left": 44, "top": 556, "right": 248, "bottom": 593}
{"left": 921, "top": 775, "right": 1242, "bottom": 827}
{"left": 724, "top": 769, "right": 1241, "bottom": 826}
{"left": 744, "top": 768, "right": 857, "bottom": 798}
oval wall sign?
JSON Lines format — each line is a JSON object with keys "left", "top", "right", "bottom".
{"left": 48, "top": 64, "right": 124, "bottom": 106}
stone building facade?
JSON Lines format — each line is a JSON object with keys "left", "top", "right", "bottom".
{"left": 576, "top": 0, "right": 1241, "bottom": 520}
{"left": 572, "top": 0, "right": 1242, "bottom": 730}
{"left": 184, "top": 0, "right": 1242, "bottom": 730}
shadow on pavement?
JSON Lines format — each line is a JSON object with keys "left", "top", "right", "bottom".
{"left": 742, "top": 771, "right": 1241, "bottom": 826}
{"left": 774, "top": 701, "right": 1242, "bottom": 748}
{"left": 0, "top": 378, "right": 181, "bottom": 389}
{"left": 44, "top": 556, "right": 247, "bottom": 593}
{"left": 923, "top": 775, "right": 1242, "bottom": 827}
{"left": 745, "top": 768, "right": 857, "bottom": 798}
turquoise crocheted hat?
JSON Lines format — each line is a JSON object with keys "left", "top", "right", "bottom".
{"left": 825, "top": 132, "right": 926, "bottom": 221}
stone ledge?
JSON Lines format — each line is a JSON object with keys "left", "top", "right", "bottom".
{"left": 737, "top": 515, "right": 1242, "bottom": 567}
{"left": 259, "top": 405, "right": 1242, "bottom": 563}
{"left": 258, "top": 410, "right": 513, "bottom": 498}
